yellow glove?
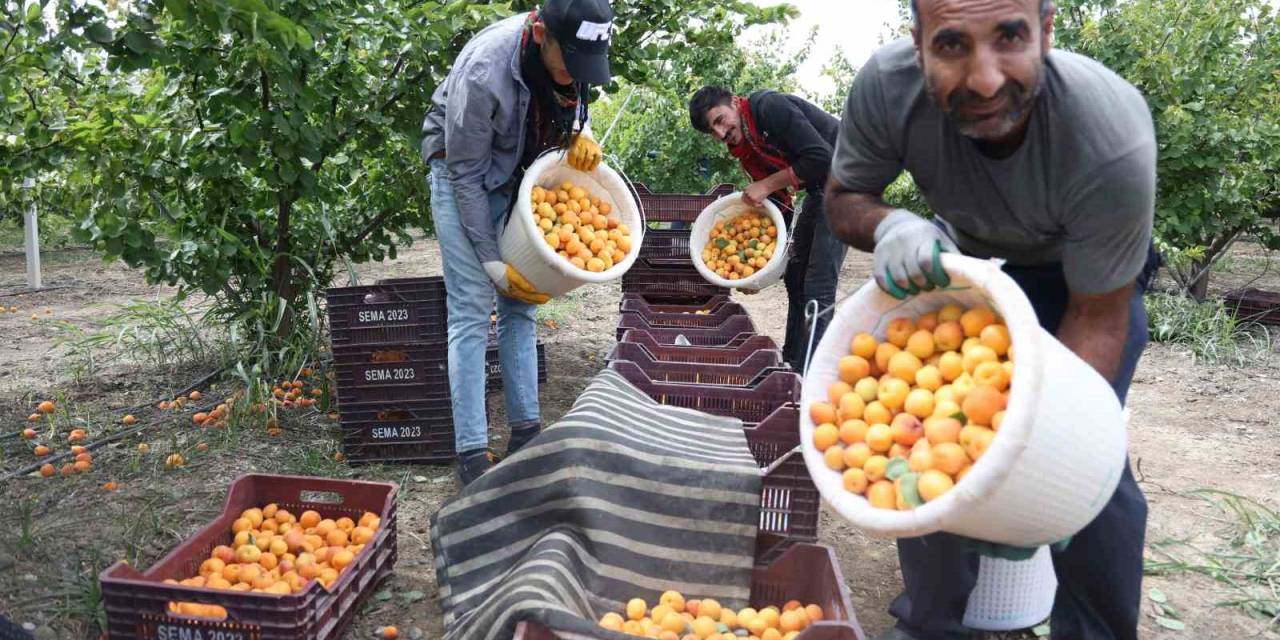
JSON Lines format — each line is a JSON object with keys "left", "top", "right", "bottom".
{"left": 484, "top": 261, "right": 550, "bottom": 305}
{"left": 567, "top": 129, "right": 602, "bottom": 172}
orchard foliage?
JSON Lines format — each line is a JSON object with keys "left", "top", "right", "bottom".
{"left": 1, "top": 0, "right": 788, "bottom": 370}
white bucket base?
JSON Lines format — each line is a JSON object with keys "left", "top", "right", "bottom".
{"left": 964, "top": 546, "right": 1057, "bottom": 631}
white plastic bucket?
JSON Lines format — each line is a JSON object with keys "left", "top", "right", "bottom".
{"left": 799, "top": 254, "right": 1127, "bottom": 545}
{"left": 964, "top": 546, "right": 1057, "bottom": 631}
{"left": 689, "top": 193, "right": 788, "bottom": 292}
{"left": 500, "top": 152, "right": 645, "bottom": 298}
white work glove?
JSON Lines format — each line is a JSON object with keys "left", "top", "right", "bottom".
{"left": 483, "top": 261, "right": 550, "bottom": 305}
{"left": 872, "top": 209, "right": 958, "bottom": 299}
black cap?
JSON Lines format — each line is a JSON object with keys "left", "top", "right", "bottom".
{"left": 540, "top": 0, "right": 613, "bottom": 86}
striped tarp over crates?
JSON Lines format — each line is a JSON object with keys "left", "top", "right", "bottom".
{"left": 430, "top": 369, "right": 762, "bottom": 640}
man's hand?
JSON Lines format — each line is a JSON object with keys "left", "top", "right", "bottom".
{"left": 483, "top": 262, "right": 551, "bottom": 305}
{"left": 872, "top": 209, "right": 958, "bottom": 299}
{"left": 567, "top": 130, "right": 602, "bottom": 172}
{"left": 742, "top": 180, "right": 773, "bottom": 207}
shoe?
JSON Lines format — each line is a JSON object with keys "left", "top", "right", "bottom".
{"left": 456, "top": 450, "right": 494, "bottom": 487}
{"left": 506, "top": 424, "right": 542, "bottom": 457}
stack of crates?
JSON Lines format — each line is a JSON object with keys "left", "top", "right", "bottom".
{"left": 609, "top": 183, "right": 820, "bottom": 565}
{"left": 326, "top": 276, "right": 547, "bottom": 464}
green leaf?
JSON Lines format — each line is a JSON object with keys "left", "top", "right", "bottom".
{"left": 898, "top": 472, "right": 923, "bottom": 507}
{"left": 400, "top": 590, "right": 425, "bottom": 603}
{"left": 1148, "top": 588, "right": 1167, "bottom": 604}
{"left": 885, "top": 456, "right": 909, "bottom": 481}
{"left": 374, "top": 589, "right": 393, "bottom": 602}
{"left": 1032, "top": 624, "right": 1051, "bottom": 637}
{"left": 1154, "top": 616, "right": 1185, "bottom": 631}
{"left": 85, "top": 23, "right": 115, "bottom": 44}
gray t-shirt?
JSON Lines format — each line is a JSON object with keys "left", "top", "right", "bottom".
{"left": 831, "top": 39, "right": 1156, "bottom": 295}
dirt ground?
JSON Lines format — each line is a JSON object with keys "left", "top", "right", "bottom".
{"left": 0, "top": 237, "right": 1277, "bottom": 640}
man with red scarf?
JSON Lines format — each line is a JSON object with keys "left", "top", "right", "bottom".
{"left": 689, "top": 86, "right": 847, "bottom": 372}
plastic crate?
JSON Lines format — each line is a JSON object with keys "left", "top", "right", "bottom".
{"left": 337, "top": 398, "right": 458, "bottom": 463}
{"left": 619, "top": 331, "right": 781, "bottom": 366}
{"left": 332, "top": 344, "right": 450, "bottom": 404}
{"left": 611, "top": 361, "right": 802, "bottom": 426}
{"left": 618, "top": 293, "right": 733, "bottom": 314}
{"left": 746, "top": 405, "right": 820, "bottom": 564}
{"left": 1225, "top": 287, "right": 1280, "bottom": 326}
{"left": 606, "top": 342, "right": 786, "bottom": 387}
{"left": 325, "top": 278, "right": 448, "bottom": 346}
{"left": 637, "top": 229, "right": 695, "bottom": 266}
{"left": 512, "top": 543, "right": 863, "bottom": 640}
{"left": 621, "top": 261, "right": 728, "bottom": 300}
{"left": 615, "top": 316, "right": 757, "bottom": 346}
{"left": 100, "top": 474, "right": 398, "bottom": 640}
{"left": 332, "top": 342, "right": 547, "bottom": 405}
{"left": 619, "top": 299, "right": 748, "bottom": 328}
{"left": 630, "top": 182, "right": 738, "bottom": 225}
{"left": 615, "top": 311, "right": 755, "bottom": 342}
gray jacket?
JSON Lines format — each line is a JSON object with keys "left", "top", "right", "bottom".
{"left": 421, "top": 14, "right": 534, "bottom": 265}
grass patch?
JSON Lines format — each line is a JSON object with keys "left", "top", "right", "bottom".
{"left": 1145, "top": 489, "right": 1280, "bottom": 624}
{"left": 537, "top": 291, "right": 584, "bottom": 326}
{"left": 50, "top": 296, "right": 228, "bottom": 380}
{"left": 1145, "top": 292, "right": 1273, "bottom": 365}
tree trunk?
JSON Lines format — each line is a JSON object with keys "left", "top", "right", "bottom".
{"left": 1188, "top": 259, "right": 1210, "bottom": 301}
{"left": 270, "top": 194, "right": 297, "bottom": 340}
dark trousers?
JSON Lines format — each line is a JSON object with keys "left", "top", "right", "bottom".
{"left": 781, "top": 191, "right": 847, "bottom": 373}
{"left": 891, "top": 249, "right": 1160, "bottom": 640}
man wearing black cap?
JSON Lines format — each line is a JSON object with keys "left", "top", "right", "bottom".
{"left": 421, "top": 0, "right": 614, "bottom": 486}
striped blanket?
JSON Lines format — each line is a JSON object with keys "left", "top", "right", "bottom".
{"left": 430, "top": 369, "right": 762, "bottom": 639}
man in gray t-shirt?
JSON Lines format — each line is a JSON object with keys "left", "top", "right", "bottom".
{"left": 826, "top": 1, "right": 1158, "bottom": 639}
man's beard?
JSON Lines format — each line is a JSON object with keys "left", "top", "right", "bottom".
{"left": 926, "top": 56, "right": 1044, "bottom": 141}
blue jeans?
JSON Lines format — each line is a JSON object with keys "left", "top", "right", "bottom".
{"left": 782, "top": 191, "right": 847, "bottom": 373}
{"left": 890, "top": 248, "right": 1159, "bottom": 640}
{"left": 429, "top": 158, "right": 541, "bottom": 454}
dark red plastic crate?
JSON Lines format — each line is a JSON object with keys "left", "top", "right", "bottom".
{"left": 621, "top": 262, "right": 728, "bottom": 300}
{"left": 619, "top": 293, "right": 733, "bottom": 314}
{"left": 337, "top": 398, "right": 459, "bottom": 463}
{"left": 332, "top": 344, "right": 450, "bottom": 404}
{"left": 630, "top": 182, "right": 737, "bottom": 225}
{"left": 615, "top": 316, "right": 757, "bottom": 346}
{"left": 1225, "top": 287, "right": 1280, "bottom": 326}
{"left": 100, "top": 474, "right": 398, "bottom": 640}
{"left": 637, "top": 229, "right": 696, "bottom": 266}
{"left": 512, "top": 543, "right": 863, "bottom": 640}
{"left": 326, "top": 277, "right": 448, "bottom": 346}
{"left": 619, "top": 299, "right": 748, "bottom": 328}
{"left": 610, "top": 360, "right": 801, "bottom": 425}
{"left": 607, "top": 342, "right": 785, "bottom": 387}
{"left": 620, "top": 331, "right": 781, "bottom": 365}
{"left": 747, "top": 405, "right": 820, "bottom": 564}
{"left": 615, "top": 312, "right": 755, "bottom": 342}
{"left": 333, "top": 342, "right": 547, "bottom": 405}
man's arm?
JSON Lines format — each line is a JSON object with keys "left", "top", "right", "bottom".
{"left": 1057, "top": 281, "right": 1134, "bottom": 382}
{"left": 742, "top": 169, "right": 798, "bottom": 207}
{"left": 823, "top": 180, "right": 894, "bottom": 252}
{"left": 444, "top": 66, "right": 502, "bottom": 264}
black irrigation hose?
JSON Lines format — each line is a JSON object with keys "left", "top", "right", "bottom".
{"left": 1, "top": 368, "right": 224, "bottom": 481}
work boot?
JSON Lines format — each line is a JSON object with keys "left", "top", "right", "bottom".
{"left": 456, "top": 448, "right": 493, "bottom": 487}
{"left": 506, "top": 422, "right": 542, "bottom": 457}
